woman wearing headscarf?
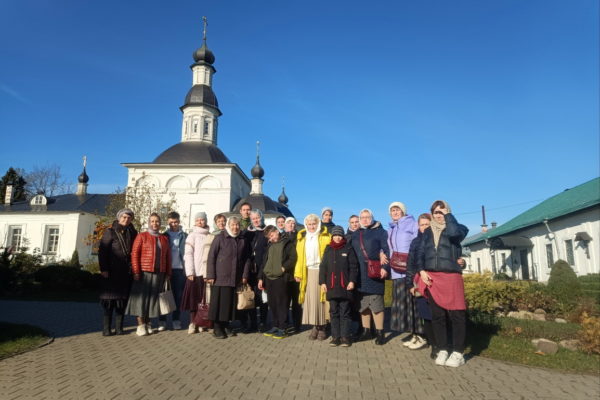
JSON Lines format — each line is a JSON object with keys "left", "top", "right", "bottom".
{"left": 320, "top": 207, "right": 335, "bottom": 232}
{"left": 98, "top": 208, "right": 138, "bottom": 336}
{"left": 294, "top": 213, "right": 331, "bottom": 340}
{"left": 206, "top": 216, "right": 251, "bottom": 339}
{"left": 415, "top": 200, "right": 469, "bottom": 367}
{"left": 387, "top": 202, "right": 419, "bottom": 340}
{"left": 199, "top": 213, "right": 227, "bottom": 317}
{"left": 181, "top": 212, "right": 210, "bottom": 334}
{"left": 351, "top": 209, "right": 390, "bottom": 345}
{"left": 126, "top": 213, "right": 172, "bottom": 336}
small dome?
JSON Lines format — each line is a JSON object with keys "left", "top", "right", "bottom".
{"left": 78, "top": 168, "right": 89, "bottom": 183}
{"left": 251, "top": 158, "right": 264, "bottom": 178}
{"left": 278, "top": 188, "right": 288, "bottom": 204}
{"left": 193, "top": 42, "right": 215, "bottom": 64}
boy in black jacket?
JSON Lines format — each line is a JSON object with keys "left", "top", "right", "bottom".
{"left": 319, "top": 226, "right": 359, "bottom": 347}
{"left": 258, "top": 226, "right": 297, "bottom": 339}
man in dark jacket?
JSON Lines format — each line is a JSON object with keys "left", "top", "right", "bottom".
{"left": 258, "top": 226, "right": 297, "bottom": 339}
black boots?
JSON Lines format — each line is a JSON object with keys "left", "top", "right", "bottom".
{"left": 356, "top": 327, "right": 373, "bottom": 342}
{"left": 114, "top": 313, "right": 125, "bottom": 335}
{"left": 102, "top": 314, "right": 113, "bottom": 336}
{"left": 374, "top": 329, "right": 385, "bottom": 345}
{"left": 213, "top": 322, "right": 227, "bottom": 339}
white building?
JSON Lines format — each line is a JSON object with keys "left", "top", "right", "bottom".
{"left": 462, "top": 177, "right": 600, "bottom": 281}
{"left": 0, "top": 167, "right": 109, "bottom": 264}
{"left": 122, "top": 27, "right": 293, "bottom": 229}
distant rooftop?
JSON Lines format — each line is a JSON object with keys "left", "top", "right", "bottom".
{"left": 463, "top": 177, "right": 600, "bottom": 246}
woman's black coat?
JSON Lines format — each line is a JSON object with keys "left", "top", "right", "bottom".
{"left": 319, "top": 242, "right": 359, "bottom": 301}
{"left": 416, "top": 213, "right": 468, "bottom": 274}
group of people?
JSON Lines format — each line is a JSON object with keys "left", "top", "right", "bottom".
{"left": 98, "top": 200, "right": 469, "bottom": 367}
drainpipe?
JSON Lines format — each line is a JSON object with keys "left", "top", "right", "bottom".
{"left": 543, "top": 218, "right": 561, "bottom": 260}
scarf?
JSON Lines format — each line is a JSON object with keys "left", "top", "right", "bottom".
{"left": 192, "top": 225, "right": 210, "bottom": 236}
{"left": 430, "top": 200, "right": 452, "bottom": 248}
{"left": 329, "top": 238, "right": 346, "bottom": 250}
{"left": 304, "top": 216, "right": 322, "bottom": 267}
{"left": 359, "top": 208, "right": 375, "bottom": 228}
{"left": 147, "top": 217, "right": 161, "bottom": 237}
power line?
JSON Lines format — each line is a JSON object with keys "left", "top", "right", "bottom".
{"left": 455, "top": 198, "right": 545, "bottom": 216}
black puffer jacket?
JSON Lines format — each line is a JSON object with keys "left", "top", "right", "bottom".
{"left": 319, "top": 242, "right": 359, "bottom": 301}
{"left": 416, "top": 213, "right": 468, "bottom": 273}
{"left": 405, "top": 231, "right": 423, "bottom": 289}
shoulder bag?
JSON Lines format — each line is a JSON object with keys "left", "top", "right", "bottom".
{"left": 359, "top": 231, "right": 382, "bottom": 280}
{"left": 159, "top": 278, "right": 177, "bottom": 315}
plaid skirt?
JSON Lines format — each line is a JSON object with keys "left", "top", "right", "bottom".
{"left": 390, "top": 278, "right": 424, "bottom": 335}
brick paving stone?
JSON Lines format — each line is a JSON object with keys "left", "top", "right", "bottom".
{"left": 1, "top": 299, "right": 599, "bottom": 399}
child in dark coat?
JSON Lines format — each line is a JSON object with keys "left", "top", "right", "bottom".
{"left": 319, "top": 225, "right": 359, "bottom": 347}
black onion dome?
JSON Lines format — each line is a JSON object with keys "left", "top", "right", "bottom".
{"left": 183, "top": 85, "right": 219, "bottom": 109}
{"left": 278, "top": 188, "right": 288, "bottom": 204}
{"left": 251, "top": 158, "right": 264, "bottom": 178}
{"left": 153, "top": 142, "right": 231, "bottom": 164}
{"left": 193, "top": 42, "right": 215, "bottom": 64}
{"left": 78, "top": 167, "right": 89, "bottom": 183}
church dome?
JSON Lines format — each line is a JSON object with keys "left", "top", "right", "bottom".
{"left": 251, "top": 159, "right": 264, "bottom": 179}
{"left": 78, "top": 167, "right": 89, "bottom": 183}
{"left": 153, "top": 142, "right": 231, "bottom": 164}
{"left": 278, "top": 188, "right": 288, "bottom": 204}
{"left": 193, "top": 42, "right": 215, "bottom": 65}
{"left": 232, "top": 194, "right": 294, "bottom": 218}
{"left": 182, "top": 85, "right": 220, "bottom": 113}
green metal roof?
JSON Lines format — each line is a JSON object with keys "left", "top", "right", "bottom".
{"left": 463, "top": 177, "right": 600, "bottom": 246}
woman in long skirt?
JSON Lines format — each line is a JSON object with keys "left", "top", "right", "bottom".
{"left": 126, "top": 213, "right": 172, "bottom": 336}
{"left": 294, "top": 214, "right": 331, "bottom": 340}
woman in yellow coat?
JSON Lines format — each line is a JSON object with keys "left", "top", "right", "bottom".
{"left": 294, "top": 213, "right": 331, "bottom": 340}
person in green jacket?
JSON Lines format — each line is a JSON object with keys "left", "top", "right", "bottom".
{"left": 258, "top": 226, "right": 297, "bottom": 339}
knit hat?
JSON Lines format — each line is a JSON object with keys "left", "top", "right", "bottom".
{"left": 194, "top": 211, "right": 207, "bottom": 220}
{"left": 388, "top": 202, "right": 407, "bottom": 215}
{"left": 330, "top": 225, "right": 344, "bottom": 237}
{"left": 321, "top": 206, "right": 333, "bottom": 216}
{"left": 116, "top": 208, "right": 134, "bottom": 220}
{"left": 284, "top": 217, "right": 296, "bottom": 224}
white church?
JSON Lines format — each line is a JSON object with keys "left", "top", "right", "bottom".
{"left": 122, "top": 24, "right": 293, "bottom": 229}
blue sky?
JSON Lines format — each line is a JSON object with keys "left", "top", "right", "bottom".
{"left": 1, "top": 0, "right": 598, "bottom": 235}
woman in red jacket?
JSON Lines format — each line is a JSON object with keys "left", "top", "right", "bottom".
{"left": 126, "top": 213, "right": 172, "bottom": 336}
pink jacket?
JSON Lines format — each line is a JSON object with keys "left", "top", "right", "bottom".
{"left": 184, "top": 226, "right": 209, "bottom": 277}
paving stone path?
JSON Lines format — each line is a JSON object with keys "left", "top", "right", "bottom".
{"left": 1, "top": 300, "right": 598, "bottom": 400}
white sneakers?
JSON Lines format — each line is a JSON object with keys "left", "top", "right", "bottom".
{"left": 435, "top": 350, "right": 465, "bottom": 367}
{"left": 407, "top": 336, "right": 427, "bottom": 350}
{"left": 188, "top": 323, "right": 198, "bottom": 334}
{"left": 445, "top": 351, "right": 465, "bottom": 367}
{"left": 146, "top": 323, "right": 153, "bottom": 335}
{"left": 173, "top": 320, "right": 182, "bottom": 330}
{"left": 157, "top": 321, "right": 167, "bottom": 332}
{"left": 136, "top": 325, "right": 148, "bottom": 336}
{"left": 435, "top": 350, "right": 449, "bottom": 366}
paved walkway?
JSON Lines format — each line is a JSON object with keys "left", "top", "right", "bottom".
{"left": 0, "top": 300, "right": 598, "bottom": 400}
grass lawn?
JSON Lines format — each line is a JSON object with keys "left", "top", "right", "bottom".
{"left": 467, "top": 328, "right": 600, "bottom": 375}
{"left": 0, "top": 322, "right": 51, "bottom": 359}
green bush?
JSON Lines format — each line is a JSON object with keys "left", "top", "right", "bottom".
{"left": 69, "top": 249, "right": 80, "bottom": 268}
{"left": 547, "top": 260, "right": 582, "bottom": 312}
{"left": 493, "top": 272, "right": 512, "bottom": 281}
{"left": 82, "top": 261, "right": 100, "bottom": 274}
{"left": 578, "top": 274, "right": 600, "bottom": 305}
{"left": 34, "top": 265, "right": 97, "bottom": 291}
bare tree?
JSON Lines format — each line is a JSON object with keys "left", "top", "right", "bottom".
{"left": 25, "top": 164, "right": 71, "bottom": 197}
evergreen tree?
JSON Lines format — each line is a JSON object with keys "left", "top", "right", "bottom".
{"left": 0, "top": 168, "right": 27, "bottom": 203}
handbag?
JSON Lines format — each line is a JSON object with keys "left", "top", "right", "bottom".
{"left": 390, "top": 251, "right": 409, "bottom": 273}
{"left": 159, "top": 278, "right": 177, "bottom": 315}
{"left": 193, "top": 282, "right": 212, "bottom": 329}
{"left": 359, "top": 231, "right": 382, "bottom": 279}
{"left": 236, "top": 283, "right": 255, "bottom": 310}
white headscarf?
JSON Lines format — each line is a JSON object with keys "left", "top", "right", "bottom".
{"left": 304, "top": 214, "right": 321, "bottom": 268}
{"left": 359, "top": 208, "right": 374, "bottom": 228}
